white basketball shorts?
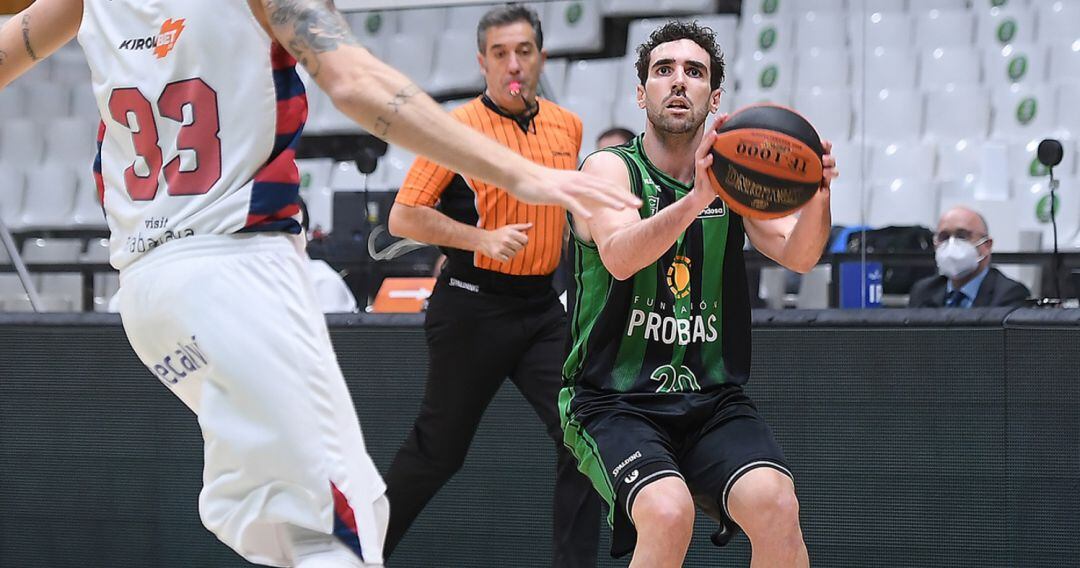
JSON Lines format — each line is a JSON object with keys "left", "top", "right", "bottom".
{"left": 118, "top": 233, "right": 386, "bottom": 567}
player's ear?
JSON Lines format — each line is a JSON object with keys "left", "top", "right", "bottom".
{"left": 710, "top": 88, "right": 722, "bottom": 113}
{"left": 636, "top": 83, "right": 645, "bottom": 109}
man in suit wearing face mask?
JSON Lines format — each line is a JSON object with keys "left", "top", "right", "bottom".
{"left": 908, "top": 206, "right": 1030, "bottom": 308}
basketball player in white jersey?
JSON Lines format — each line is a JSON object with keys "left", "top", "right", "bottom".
{"left": 0, "top": 2, "right": 638, "bottom": 567}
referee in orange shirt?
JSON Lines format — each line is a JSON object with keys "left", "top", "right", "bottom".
{"left": 383, "top": 5, "right": 600, "bottom": 566}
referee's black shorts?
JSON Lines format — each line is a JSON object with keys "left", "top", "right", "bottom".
{"left": 564, "top": 385, "right": 791, "bottom": 558}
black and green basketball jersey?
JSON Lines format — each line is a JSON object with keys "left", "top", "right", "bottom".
{"left": 563, "top": 135, "right": 752, "bottom": 396}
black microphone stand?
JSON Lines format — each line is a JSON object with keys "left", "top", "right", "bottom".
{"left": 1037, "top": 138, "right": 1065, "bottom": 302}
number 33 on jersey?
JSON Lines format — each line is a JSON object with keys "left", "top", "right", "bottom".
{"left": 80, "top": 1, "right": 307, "bottom": 270}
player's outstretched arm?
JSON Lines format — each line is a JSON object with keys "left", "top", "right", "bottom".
{"left": 0, "top": 0, "right": 82, "bottom": 90}
{"left": 744, "top": 140, "right": 837, "bottom": 274}
{"left": 249, "top": 0, "right": 638, "bottom": 219}
{"left": 578, "top": 145, "right": 715, "bottom": 281}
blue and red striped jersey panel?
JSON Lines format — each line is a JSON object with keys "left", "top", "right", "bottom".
{"left": 94, "top": 121, "right": 106, "bottom": 204}
{"left": 330, "top": 482, "right": 366, "bottom": 561}
{"left": 241, "top": 42, "right": 307, "bottom": 234}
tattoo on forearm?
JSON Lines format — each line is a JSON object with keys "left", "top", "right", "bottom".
{"left": 21, "top": 14, "right": 37, "bottom": 61}
{"left": 265, "top": 0, "right": 358, "bottom": 77}
{"left": 373, "top": 83, "right": 421, "bottom": 137}
{"left": 0, "top": 49, "right": 7, "bottom": 66}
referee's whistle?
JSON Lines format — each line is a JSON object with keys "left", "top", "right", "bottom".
{"left": 509, "top": 80, "right": 522, "bottom": 97}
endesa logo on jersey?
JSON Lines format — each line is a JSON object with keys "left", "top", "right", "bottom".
{"left": 118, "top": 18, "right": 186, "bottom": 59}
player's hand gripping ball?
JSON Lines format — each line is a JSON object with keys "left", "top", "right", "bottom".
{"left": 708, "top": 104, "right": 824, "bottom": 220}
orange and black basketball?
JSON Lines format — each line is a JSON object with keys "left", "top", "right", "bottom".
{"left": 708, "top": 104, "right": 824, "bottom": 220}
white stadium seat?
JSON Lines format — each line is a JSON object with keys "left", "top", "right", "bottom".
{"left": 398, "top": 7, "right": 448, "bottom": 36}
{"left": 383, "top": 33, "right": 435, "bottom": 90}
{"left": 919, "top": 46, "right": 982, "bottom": 90}
{"left": 429, "top": 31, "right": 485, "bottom": 95}
{"left": 543, "top": 1, "right": 604, "bottom": 55}
{"left": 602, "top": 0, "right": 665, "bottom": 16}
{"left": 827, "top": 139, "right": 870, "bottom": 226}
{"left": 936, "top": 139, "right": 985, "bottom": 183}
{"left": 561, "top": 97, "right": 612, "bottom": 154}
{"left": 21, "top": 163, "right": 77, "bottom": 227}
{"left": 1047, "top": 41, "right": 1080, "bottom": 85}
{"left": 793, "top": 87, "right": 852, "bottom": 142}
{"left": 50, "top": 50, "right": 92, "bottom": 86}
{"left": 347, "top": 11, "right": 398, "bottom": 46}
{"left": 447, "top": 5, "right": 490, "bottom": 34}
{"left": 849, "top": 11, "right": 912, "bottom": 51}
{"left": 868, "top": 178, "right": 939, "bottom": 228}
{"left": 793, "top": 11, "right": 848, "bottom": 51}
{"left": 0, "top": 119, "right": 45, "bottom": 164}
{"left": 1054, "top": 82, "right": 1080, "bottom": 139}
{"left": 976, "top": 7, "right": 1036, "bottom": 47}
{"left": 626, "top": 17, "right": 661, "bottom": 55}
{"left": 93, "top": 272, "right": 120, "bottom": 313}
{"left": 564, "top": 58, "right": 622, "bottom": 104}
{"left": 1009, "top": 138, "right": 1076, "bottom": 181}
{"left": 915, "top": 10, "right": 975, "bottom": 48}
{"left": 69, "top": 177, "right": 106, "bottom": 228}
{"left": 793, "top": 0, "right": 846, "bottom": 12}
{"left": 82, "top": 238, "right": 110, "bottom": 263}
{"left": 1012, "top": 178, "right": 1080, "bottom": 250}
{"left": 0, "top": 164, "right": 25, "bottom": 229}
{"left": 693, "top": 15, "right": 740, "bottom": 61}
{"left": 794, "top": 47, "right": 849, "bottom": 90}
{"left": 1036, "top": 1, "right": 1080, "bottom": 44}
{"left": 852, "top": 46, "right": 918, "bottom": 91}
{"left": 924, "top": 85, "right": 991, "bottom": 142}
{"left": 70, "top": 86, "right": 100, "bottom": 121}
{"left": 735, "top": 51, "right": 795, "bottom": 102}
{"left": 38, "top": 273, "right": 82, "bottom": 311}
{"left": 854, "top": 88, "right": 924, "bottom": 142}
{"left": 738, "top": 13, "right": 792, "bottom": 57}
{"left": 21, "top": 239, "right": 83, "bottom": 263}
{"left": 848, "top": 0, "right": 905, "bottom": 14}
{"left": 541, "top": 57, "right": 569, "bottom": 101}
{"left": 991, "top": 83, "right": 1054, "bottom": 140}
{"left": 24, "top": 82, "right": 71, "bottom": 119}
{"left": 741, "top": 0, "right": 787, "bottom": 19}
{"left": 611, "top": 97, "right": 644, "bottom": 143}
{"left": 0, "top": 82, "right": 26, "bottom": 120}
{"left": 909, "top": 0, "right": 969, "bottom": 14}
{"left": 661, "top": 0, "right": 718, "bottom": 13}
{"left": 45, "top": 118, "right": 98, "bottom": 165}
{"left": 983, "top": 43, "right": 1047, "bottom": 86}
{"left": 869, "top": 142, "right": 937, "bottom": 183}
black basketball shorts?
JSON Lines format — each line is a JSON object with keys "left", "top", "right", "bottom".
{"left": 563, "top": 385, "right": 792, "bottom": 558}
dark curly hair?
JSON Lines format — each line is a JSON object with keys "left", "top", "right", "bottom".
{"left": 635, "top": 21, "right": 725, "bottom": 92}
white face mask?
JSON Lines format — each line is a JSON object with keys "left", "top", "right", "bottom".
{"left": 935, "top": 237, "right": 988, "bottom": 280}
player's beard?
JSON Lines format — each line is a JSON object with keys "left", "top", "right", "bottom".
{"left": 645, "top": 99, "right": 708, "bottom": 135}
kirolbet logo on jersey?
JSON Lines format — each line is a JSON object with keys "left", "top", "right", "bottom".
{"left": 118, "top": 18, "right": 186, "bottom": 59}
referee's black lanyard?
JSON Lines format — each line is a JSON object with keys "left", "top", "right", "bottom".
{"left": 481, "top": 93, "right": 538, "bottom": 135}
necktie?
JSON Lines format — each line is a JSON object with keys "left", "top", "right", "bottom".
{"left": 944, "top": 290, "right": 965, "bottom": 307}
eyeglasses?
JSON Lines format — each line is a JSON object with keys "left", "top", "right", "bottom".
{"left": 933, "top": 229, "right": 988, "bottom": 245}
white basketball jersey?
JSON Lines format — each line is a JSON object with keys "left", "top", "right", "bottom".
{"left": 79, "top": 0, "right": 307, "bottom": 270}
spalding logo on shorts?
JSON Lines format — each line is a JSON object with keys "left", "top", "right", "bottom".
{"left": 624, "top": 470, "right": 640, "bottom": 484}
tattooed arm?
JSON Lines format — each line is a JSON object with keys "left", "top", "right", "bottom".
{"left": 248, "top": 0, "right": 638, "bottom": 217}
{"left": 0, "top": 1, "right": 82, "bottom": 90}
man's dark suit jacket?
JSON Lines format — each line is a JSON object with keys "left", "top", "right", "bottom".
{"left": 908, "top": 267, "right": 1031, "bottom": 308}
